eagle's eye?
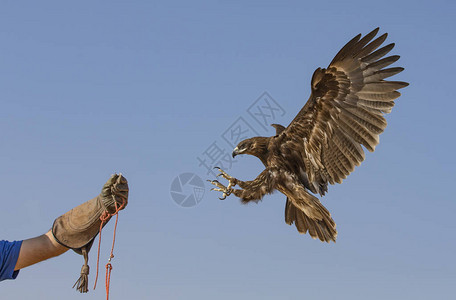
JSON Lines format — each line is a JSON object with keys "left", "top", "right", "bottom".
{"left": 240, "top": 143, "right": 250, "bottom": 151}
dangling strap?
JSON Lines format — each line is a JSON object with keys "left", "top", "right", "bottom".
{"left": 93, "top": 210, "right": 109, "bottom": 290}
{"left": 93, "top": 195, "right": 126, "bottom": 300}
{"left": 73, "top": 246, "right": 90, "bottom": 293}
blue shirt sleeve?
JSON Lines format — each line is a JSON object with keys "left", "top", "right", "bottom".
{"left": 0, "top": 240, "right": 23, "bottom": 281}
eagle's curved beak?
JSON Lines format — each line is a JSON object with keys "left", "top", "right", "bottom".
{"left": 232, "top": 147, "right": 239, "bottom": 158}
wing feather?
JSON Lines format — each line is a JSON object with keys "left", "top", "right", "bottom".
{"left": 360, "top": 43, "right": 395, "bottom": 63}
{"left": 365, "top": 67, "right": 404, "bottom": 83}
{"left": 357, "top": 90, "right": 401, "bottom": 101}
{"left": 338, "top": 103, "right": 387, "bottom": 133}
{"left": 329, "top": 34, "right": 362, "bottom": 65}
{"left": 354, "top": 33, "right": 388, "bottom": 59}
{"left": 280, "top": 28, "right": 408, "bottom": 192}
{"left": 362, "top": 81, "right": 408, "bottom": 93}
{"left": 364, "top": 55, "right": 400, "bottom": 73}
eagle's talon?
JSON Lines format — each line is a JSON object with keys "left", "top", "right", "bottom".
{"left": 208, "top": 179, "right": 225, "bottom": 189}
{"left": 213, "top": 167, "right": 238, "bottom": 188}
{"left": 208, "top": 177, "right": 233, "bottom": 200}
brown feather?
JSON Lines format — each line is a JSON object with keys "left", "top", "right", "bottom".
{"left": 354, "top": 33, "right": 388, "bottom": 59}
{"left": 358, "top": 90, "right": 402, "bottom": 101}
{"left": 361, "top": 43, "right": 395, "bottom": 64}
{"left": 365, "top": 67, "right": 404, "bottom": 83}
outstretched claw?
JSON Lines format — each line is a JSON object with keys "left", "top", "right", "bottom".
{"left": 207, "top": 179, "right": 233, "bottom": 200}
{"left": 214, "top": 167, "right": 238, "bottom": 190}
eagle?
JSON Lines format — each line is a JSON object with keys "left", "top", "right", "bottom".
{"left": 209, "top": 28, "right": 408, "bottom": 242}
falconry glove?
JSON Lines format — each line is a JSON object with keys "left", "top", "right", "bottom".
{"left": 51, "top": 174, "right": 128, "bottom": 292}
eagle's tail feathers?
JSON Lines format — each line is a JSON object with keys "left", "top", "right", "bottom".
{"left": 285, "top": 197, "right": 337, "bottom": 243}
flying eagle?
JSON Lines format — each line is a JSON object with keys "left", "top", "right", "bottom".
{"left": 209, "top": 28, "right": 408, "bottom": 242}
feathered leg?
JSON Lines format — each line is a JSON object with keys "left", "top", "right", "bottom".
{"left": 209, "top": 167, "right": 279, "bottom": 203}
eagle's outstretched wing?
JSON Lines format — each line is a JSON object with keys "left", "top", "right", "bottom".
{"left": 280, "top": 28, "right": 408, "bottom": 194}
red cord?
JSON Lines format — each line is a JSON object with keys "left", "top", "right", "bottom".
{"left": 93, "top": 210, "right": 109, "bottom": 290}
{"left": 106, "top": 263, "right": 112, "bottom": 299}
{"left": 93, "top": 196, "right": 126, "bottom": 300}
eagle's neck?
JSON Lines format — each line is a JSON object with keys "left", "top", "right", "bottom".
{"left": 250, "top": 137, "right": 270, "bottom": 166}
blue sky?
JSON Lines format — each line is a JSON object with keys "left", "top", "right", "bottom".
{"left": 1, "top": 1, "right": 455, "bottom": 299}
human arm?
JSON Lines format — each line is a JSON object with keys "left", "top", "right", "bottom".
{"left": 14, "top": 230, "right": 68, "bottom": 271}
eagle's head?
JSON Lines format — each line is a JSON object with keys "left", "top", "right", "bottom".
{"left": 232, "top": 137, "right": 269, "bottom": 159}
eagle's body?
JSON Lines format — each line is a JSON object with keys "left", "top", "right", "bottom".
{"left": 210, "top": 28, "right": 408, "bottom": 242}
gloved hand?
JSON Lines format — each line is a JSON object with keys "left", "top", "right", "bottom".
{"left": 51, "top": 174, "right": 129, "bottom": 292}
